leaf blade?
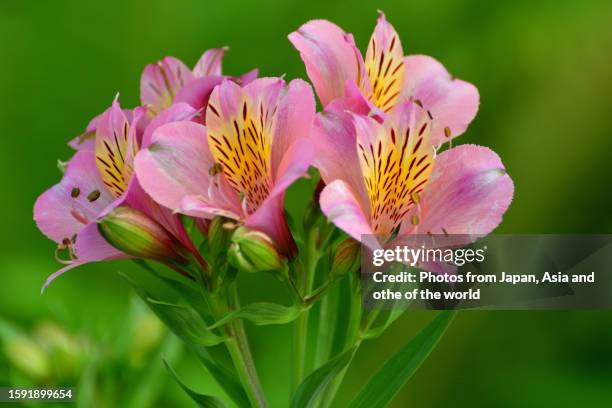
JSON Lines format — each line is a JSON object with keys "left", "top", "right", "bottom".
{"left": 347, "top": 311, "right": 456, "bottom": 408}
{"left": 209, "top": 302, "right": 305, "bottom": 329}
{"left": 290, "top": 347, "right": 356, "bottom": 408}
{"left": 163, "top": 359, "right": 227, "bottom": 408}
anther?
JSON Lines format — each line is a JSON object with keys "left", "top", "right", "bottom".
{"left": 71, "top": 187, "right": 80, "bottom": 198}
{"left": 209, "top": 162, "right": 223, "bottom": 176}
{"left": 411, "top": 215, "right": 419, "bottom": 225}
{"left": 444, "top": 127, "right": 452, "bottom": 138}
{"left": 87, "top": 190, "right": 101, "bottom": 202}
{"left": 411, "top": 192, "right": 420, "bottom": 204}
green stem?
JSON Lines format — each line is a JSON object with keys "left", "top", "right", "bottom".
{"left": 320, "top": 271, "right": 364, "bottom": 408}
{"left": 291, "top": 228, "right": 318, "bottom": 394}
{"left": 226, "top": 284, "right": 268, "bottom": 408}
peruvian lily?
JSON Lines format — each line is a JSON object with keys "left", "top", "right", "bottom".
{"left": 313, "top": 100, "right": 513, "bottom": 248}
{"left": 135, "top": 77, "right": 315, "bottom": 255}
{"left": 289, "top": 12, "right": 479, "bottom": 146}
{"left": 140, "top": 48, "right": 259, "bottom": 117}
{"left": 34, "top": 99, "right": 201, "bottom": 290}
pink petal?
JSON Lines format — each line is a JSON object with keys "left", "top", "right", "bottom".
{"left": 179, "top": 194, "right": 242, "bottom": 220}
{"left": 135, "top": 121, "right": 241, "bottom": 214}
{"left": 246, "top": 138, "right": 313, "bottom": 254}
{"left": 140, "top": 56, "right": 194, "bottom": 115}
{"left": 174, "top": 76, "right": 224, "bottom": 118}
{"left": 34, "top": 150, "right": 114, "bottom": 243}
{"left": 74, "top": 222, "right": 126, "bottom": 262}
{"left": 401, "top": 55, "right": 479, "bottom": 145}
{"left": 320, "top": 180, "right": 374, "bottom": 243}
{"left": 271, "top": 79, "right": 315, "bottom": 174}
{"left": 141, "top": 102, "right": 198, "bottom": 148}
{"left": 311, "top": 110, "right": 370, "bottom": 210}
{"left": 402, "top": 144, "right": 513, "bottom": 237}
{"left": 193, "top": 48, "right": 227, "bottom": 77}
{"left": 234, "top": 68, "right": 259, "bottom": 86}
{"left": 289, "top": 20, "right": 364, "bottom": 106}
{"left": 245, "top": 193, "right": 295, "bottom": 255}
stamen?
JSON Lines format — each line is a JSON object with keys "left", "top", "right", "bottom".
{"left": 87, "top": 190, "right": 101, "bottom": 202}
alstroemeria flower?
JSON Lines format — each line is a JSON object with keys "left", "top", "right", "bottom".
{"left": 313, "top": 101, "right": 513, "bottom": 247}
{"left": 140, "top": 48, "right": 258, "bottom": 117}
{"left": 289, "top": 12, "right": 479, "bottom": 146}
{"left": 34, "top": 99, "right": 200, "bottom": 289}
{"left": 135, "top": 78, "right": 315, "bottom": 254}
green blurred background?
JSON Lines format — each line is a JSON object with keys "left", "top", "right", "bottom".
{"left": 2, "top": 0, "right": 612, "bottom": 406}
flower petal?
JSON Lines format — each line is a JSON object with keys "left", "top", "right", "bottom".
{"left": 271, "top": 79, "right": 315, "bottom": 174}
{"left": 402, "top": 144, "right": 513, "bottom": 237}
{"left": 135, "top": 121, "right": 241, "bottom": 214}
{"left": 141, "top": 102, "right": 198, "bottom": 148}
{"left": 174, "top": 76, "right": 224, "bottom": 117}
{"left": 206, "top": 78, "right": 283, "bottom": 213}
{"left": 193, "top": 48, "right": 227, "bottom": 77}
{"left": 320, "top": 180, "right": 374, "bottom": 243}
{"left": 364, "top": 12, "right": 405, "bottom": 112}
{"left": 401, "top": 55, "right": 479, "bottom": 145}
{"left": 34, "top": 150, "right": 114, "bottom": 244}
{"left": 140, "top": 56, "right": 194, "bottom": 116}
{"left": 245, "top": 138, "right": 313, "bottom": 254}
{"left": 289, "top": 20, "right": 364, "bottom": 106}
{"left": 94, "top": 100, "right": 136, "bottom": 197}
{"left": 312, "top": 110, "right": 369, "bottom": 209}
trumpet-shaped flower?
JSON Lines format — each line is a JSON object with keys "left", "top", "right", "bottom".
{"left": 34, "top": 99, "right": 199, "bottom": 289}
{"left": 140, "top": 48, "right": 258, "bottom": 117}
{"left": 135, "top": 78, "right": 315, "bottom": 255}
{"left": 289, "top": 12, "right": 479, "bottom": 146}
{"left": 313, "top": 101, "right": 513, "bottom": 246}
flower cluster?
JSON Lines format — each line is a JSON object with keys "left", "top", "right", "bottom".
{"left": 34, "top": 13, "right": 512, "bottom": 287}
{"left": 33, "top": 12, "right": 513, "bottom": 407}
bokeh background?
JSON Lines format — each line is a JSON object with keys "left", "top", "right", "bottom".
{"left": 2, "top": 0, "right": 612, "bottom": 406}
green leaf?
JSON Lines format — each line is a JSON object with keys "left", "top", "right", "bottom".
{"left": 347, "top": 311, "right": 456, "bottom": 408}
{"left": 163, "top": 359, "right": 227, "bottom": 408}
{"left": 194, "top": 346, "right": 250, "bottom": 408}
{"left": 209, "top": 302, "right": 305, "bottom": 329}
{"left": 361, "top": 309, "right": 405, "bottom": 340}
{"left": 291, "top": 347, "right": 356, "bottom": 408}
{"left": 122, "top": 274, "right": 227, "bottom": 347}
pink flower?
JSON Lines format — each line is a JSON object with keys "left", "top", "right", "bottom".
{"left": 33, "top": 99, "right": 200, "bottom": 290}
{"left": 140, "top": 48, "right": 258, "bottom": 117}
{"left": 289, "top": 12, "right": 479, "bottom": 146}
{"left": 135, "top": 78, "right": 316, "bottom": 255}
{"left": 313, "top": 101, "right": 513, "bottom": 246}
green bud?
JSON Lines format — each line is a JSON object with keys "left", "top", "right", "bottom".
{"left": 228, "top": 227, "right": 284, "bottom": 273}
{"left": 98, "top": 206, "right": 187, "bottom": 262}
{"left": 332, "top": 238, "right": 361, "bottom": 277}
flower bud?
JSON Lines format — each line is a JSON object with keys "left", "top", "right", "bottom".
{"left": 228, "top": 227, "right": 284, "bottom": 273}
{"left": 98, "top": 206, "right": 187, "bottom": 262}
{"left": 332, "top": 238, "right": 361, "bottom": 277}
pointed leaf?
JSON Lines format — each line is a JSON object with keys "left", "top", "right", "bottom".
{"left": 194, "top": 346, "right": 250, "bottom": 408}
{"left": 291, "top": 347, "right": 356, "bottom": 408}
{"left": 163, "top": 359, "right": 227, "bottom": 408}
{"left": 122, "top": 273, "right": 227, "bottom": 346}
{"left": 209, "top": 303, "right": 305, "bottom": 329}
{"left": 347, "top": 311, "right": 456, "bottom": 408}
{"left": 361, "top": 309, "right": 405, "bottom": 340}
